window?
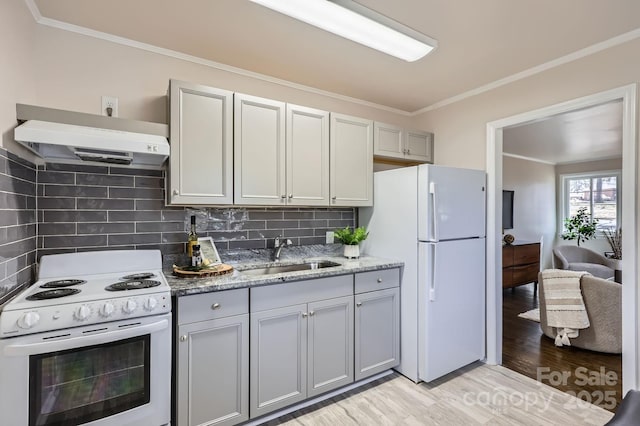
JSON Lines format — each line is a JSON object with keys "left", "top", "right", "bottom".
{"left": 562, "top": 171, "right": 620, "bottom": 232}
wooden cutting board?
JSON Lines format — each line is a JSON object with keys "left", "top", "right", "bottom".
{"left": 172, "top": 264, "right": 233, "bottom": 278}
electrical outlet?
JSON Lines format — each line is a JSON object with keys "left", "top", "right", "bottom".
{"left": 101, "top": 96, "right": 119, "bottom": 117}
{"left": 325, "top": 231, "right": 335, "bottom": 244}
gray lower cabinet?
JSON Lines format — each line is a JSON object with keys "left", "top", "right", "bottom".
{"left": 354, "top": 287, "right": 400, "bottom": 381}
{"left": 249, "top": 276, "right": 355, "bottom": 419}
{"left": 176, "top": 289, "right": 249, "bottom": 426}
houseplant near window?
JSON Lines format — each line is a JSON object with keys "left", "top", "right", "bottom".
{"left": 334, "top": 226, "right": 369, "bottom": 259}
{"left": 561, "top": 207, "right": 598, "bottom": 246}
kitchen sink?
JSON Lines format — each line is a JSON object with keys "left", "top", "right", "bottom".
{"left": 239, "top": 261, "right": 341, "bottom": 276}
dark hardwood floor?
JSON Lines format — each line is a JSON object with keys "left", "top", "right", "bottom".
{"left": 502, "top": 283, "right": 622, "bottom": 412}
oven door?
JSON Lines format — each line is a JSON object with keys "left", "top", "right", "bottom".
{"left": 0, "top": 313, "right": 171, "bottom": 426}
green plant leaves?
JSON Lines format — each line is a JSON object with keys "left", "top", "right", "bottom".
{"left": 334, "top": 226, "right": 369, "bottom": 245}
{"left": 561, "top": 206, "right": 598, "bottom": 246}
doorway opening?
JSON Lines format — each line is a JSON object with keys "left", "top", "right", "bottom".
{"left": 485, "top": 85, "right": 637, "bottom": 411}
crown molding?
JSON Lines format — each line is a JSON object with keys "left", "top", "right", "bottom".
{"left": 23, "top": 0, "right": 412, "bottom": 117}
{"left": 412, "top": 27, "right": 640, "bottom": 116}
{"left": 24, "top": 1, "right": 640, "bottom": 117}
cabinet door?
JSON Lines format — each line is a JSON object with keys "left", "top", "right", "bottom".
{"left": 373, "top": 122, "right": 404, "bottom": 160}
{"left": 286, "top": 104, "right": 330, "bottom": 206}
{"left": 354, "top": 288, "right": 400, "bottom": 381}
{"left": 234, "top": 94, "right": 286, "bottom": 205}
{"left": 405, "top": 129, "right": 434, "bottom": 163}
{"left": 307, "top": 296, "right": 354, "bottom": 397}
{"left": 250, "top": 304, "right": 307, "bottom": 418}
{"left": 330, "top": 113, "right": 373, "bottom": 207}
{"left": 177, "top": 315, "right": 249, "bottom": 426}
{"left": 168, "top": 80, "right": 233, "bottom": 205}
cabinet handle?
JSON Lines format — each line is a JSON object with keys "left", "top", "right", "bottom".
{"left": 331, "top": 196, "right": 337, "bottom": 202}
{"left": 377, "top": 278, "right": 383, "bottom": 283}
{"left": 281, "top": 195, "right": 286, "bottom": 200}
{"left": 407, "top": 149, "right": 411, "bottom": 155}
{"left": 356, "top": 302, "right": 362, "bottom": 307}
{"left": 211, "top": 303, "right": 220, "bottom": 310}
{"left": 402, "top": 149, "right": 407, "bottom": 154}
{"left": 309, "top": 311, "right": 315, "bottom": 316}
{"left": 302, "top": 312, "right": 308, "bottom": 318}
{"left": 180, "top": 335, "right": 187, "bottom": 342}
{"left": 172, "top": 189, "right": 179, "bottom": 196}
{"left": 288, "top": 194, "right": 293, "bottom": 199}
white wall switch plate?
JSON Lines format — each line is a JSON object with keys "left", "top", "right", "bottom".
{"left": 325, "top": 231, "right": 335, "bottom": 244}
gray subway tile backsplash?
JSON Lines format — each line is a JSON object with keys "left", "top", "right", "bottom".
{"left": 0, "top": 154, "right": 356, "bottom": 301}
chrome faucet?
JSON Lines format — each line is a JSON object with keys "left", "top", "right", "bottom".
{"left": 272, "top": 235, "right": 293, "bottom": 261}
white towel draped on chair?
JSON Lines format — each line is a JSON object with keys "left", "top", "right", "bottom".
{"left": 541, "top": 269, "right": 590, "bottom": 347}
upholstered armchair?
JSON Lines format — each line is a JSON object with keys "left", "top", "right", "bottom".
{"left": 539, "top": 272, "right": 622, "bottom": 353}
{"left": 552, "top": 245, "right": 616, "bottom": 279}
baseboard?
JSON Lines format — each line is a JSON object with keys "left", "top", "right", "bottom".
{"left": 245, "top": 370, "right": 394, "bottom": 425}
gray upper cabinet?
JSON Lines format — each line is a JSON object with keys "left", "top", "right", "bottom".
{"left": 286, "top": 104, "right": 330, "bottom": 206}
{"left": 176, "top": 289, "right": 249, "bottom": 426}
{"left": 167, "top": 79, "right": 233, "bottom": 205}
{"left": 405, "top": 129, "right": 434, "bottom": 163}
{"left": 330, "top": 113, "right": 374, "bottom": 207}
{"left": 373, "top": 121, "right": 433, "bottom": 163}
{"left": 234, "top": 94, "right": 286, "bottom": 205}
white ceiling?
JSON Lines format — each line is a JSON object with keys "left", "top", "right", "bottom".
{"left": 502, "top": 100, "right": 623, "bottom": 165}
{"left": 32, "top": 0, "right": 640, "bottom": 113}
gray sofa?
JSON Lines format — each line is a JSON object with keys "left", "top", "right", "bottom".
{"left": 539, "top": 272, "right": 621, "bottom": 353}
{"left": 552, "top": 245, "right": 616, "bottom": 279}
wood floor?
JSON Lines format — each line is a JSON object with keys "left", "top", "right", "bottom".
{"left": 268, "top": 364, "right": 613, "bottom": 425}
{"left": 502, "top": 283, "right": 622, "bottom": 412}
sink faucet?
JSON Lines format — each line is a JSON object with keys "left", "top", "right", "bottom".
{"left": 272, "top": 235, "right": 293, "bottom": 261}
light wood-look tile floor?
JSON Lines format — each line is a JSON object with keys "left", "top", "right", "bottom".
{"left": 267, "top": 363, "right": 614, "bottom": 426}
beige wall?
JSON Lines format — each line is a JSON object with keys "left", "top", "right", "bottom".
{"left": 555, "top": 158, "right": 623, "bottom": 255}
{"left": 0, "top": 1, "right": 37, "bottom": 160}
{"left": 412, "top": 38, "right": 640, "bottom": 170}
{"left": 502, "top": 156, "right": 556, "bottom": 269}
{"left": 30, "top": 21, "right": 414, "bottom": 129}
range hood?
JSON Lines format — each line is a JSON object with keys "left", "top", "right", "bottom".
{"left": 14, "top": 104, "right": 169, "bottom": 168}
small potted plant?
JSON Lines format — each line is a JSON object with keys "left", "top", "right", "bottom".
{"left": 561, "top": 207, "right": 598, "bottom": 246}
{"left": 334, "top": 226, "right": 369, "bottom": 259}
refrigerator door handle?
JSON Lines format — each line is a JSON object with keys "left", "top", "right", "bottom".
{"left": 429, "top": 243, "right": 437, "bottom": 301}
{"left": 429, "top": 182, "right": 438, "bottom": 242}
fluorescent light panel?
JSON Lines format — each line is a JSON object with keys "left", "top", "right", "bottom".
{"left": 249, "top": 0, "right": 437, "bottom": 62}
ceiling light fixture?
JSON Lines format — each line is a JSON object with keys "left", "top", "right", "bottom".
{"left": 249, "top": 0, "right": 438, "bottom": 62}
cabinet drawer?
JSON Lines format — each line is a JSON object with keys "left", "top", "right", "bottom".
{"left": 502, "top": 245, "right": 514, "bottom": 268}
{"left": 178, "top": 288, "right": 249, "bottom": 324}
{"left": 355, "top": 268, "right": 400, "bottom": 294}
{"left": 515, "top": 244, "right": 539, "bottom": 265}
{"left": 511, "top": 263, "right": 539, "bottom": 286}
{"left": 251, "top": 275, "right": 353, "bottom": 312}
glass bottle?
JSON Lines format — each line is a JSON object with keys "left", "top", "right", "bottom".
{"left": 187, "top": 215, "right": 198, "bottom": 258}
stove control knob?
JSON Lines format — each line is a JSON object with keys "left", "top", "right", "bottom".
{"left": 123, "top": 299, "right": 138, "bottom": 314}
{"left": 74, "top": 305, "right": 91, "bottom": 321}
{"left": 17, "top": 311, "right": 40, "bottom": 329}
{"left": 100, "top": 302, "right": 115, "bottom": 318}
{"left": 143, "top": 297, "right": 158, "bottom": 311}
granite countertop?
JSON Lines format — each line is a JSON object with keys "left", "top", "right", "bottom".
{"left": 164, "top": 245, "right": 403, "bottom": 297}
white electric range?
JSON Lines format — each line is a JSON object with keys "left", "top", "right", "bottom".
{"left": 0, "top": 249, "right": 172, "bottom": 426}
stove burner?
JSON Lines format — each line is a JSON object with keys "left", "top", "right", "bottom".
{"left": 40, "top": 279, "right": 87, "bottom": 288}
{"left": 105, "top": 280, "right": 161, "bottom": 292}
{"left": 26, "top": 288, "right": 81, "bottom": 300}
{"left": 121, "top": 272, "right": 156, "bottom": 280}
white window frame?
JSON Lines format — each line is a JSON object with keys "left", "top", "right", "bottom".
{"left": 559, "top": 170, "right": 622, "bottom": 235}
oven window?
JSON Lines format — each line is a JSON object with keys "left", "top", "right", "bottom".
{"left": 29, "top": 335, "right": 150, "bottom": 426}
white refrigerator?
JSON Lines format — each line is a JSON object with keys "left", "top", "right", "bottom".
{"left": 360, "top": 164, "right": 486, "bottom": 383}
